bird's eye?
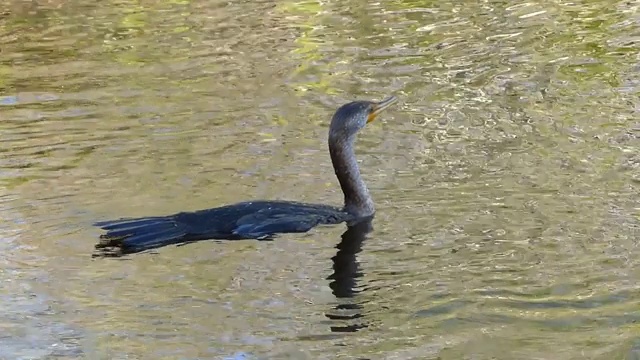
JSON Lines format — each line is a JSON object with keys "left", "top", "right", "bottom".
{"left": 367, "top": 105, "right": 375, "bottom": 113}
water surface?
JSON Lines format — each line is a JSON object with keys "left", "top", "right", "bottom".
{"left": 1, "top": 0, "right": 639, "bottom": 358}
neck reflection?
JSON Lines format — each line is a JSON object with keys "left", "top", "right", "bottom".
{"left": 326, "top": 217, "right": 373, "bottom": 333}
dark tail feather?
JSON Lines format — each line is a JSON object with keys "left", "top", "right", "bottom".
{"left": 93, "top": 216, "right": 189, "bottom": 257}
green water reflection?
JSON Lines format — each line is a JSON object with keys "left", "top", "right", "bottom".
{"left": 0, "top": 0, "right": 638, "bottom": 358}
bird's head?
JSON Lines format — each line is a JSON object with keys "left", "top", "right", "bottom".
{"left": 329, "top": 96, "right": 398, "bottom": 139}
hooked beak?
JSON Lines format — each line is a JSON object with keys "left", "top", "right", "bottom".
{"left": 367, "top": 96, "right": 398, "bottom": 123}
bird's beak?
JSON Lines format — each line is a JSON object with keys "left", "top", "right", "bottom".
{"left": 368, "top": 96, "right": 398, "bottom": 123}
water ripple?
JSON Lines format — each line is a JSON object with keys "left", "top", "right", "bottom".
{"left": 0, "top": 0, "right": 639, "bottom": 358}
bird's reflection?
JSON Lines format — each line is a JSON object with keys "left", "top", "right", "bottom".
{"left": 325, "top": 217, "right": 373, "bottom": 332}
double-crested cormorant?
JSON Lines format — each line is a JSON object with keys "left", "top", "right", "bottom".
{"left": 94, "top": 96, "right": 398, "bottom": 256}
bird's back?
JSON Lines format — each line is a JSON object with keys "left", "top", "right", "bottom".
{"left": 95, "top": 200, "right": 352, "bottom": 256}
{"left": 178, "top": 200, "right": 350, "bottom": 238}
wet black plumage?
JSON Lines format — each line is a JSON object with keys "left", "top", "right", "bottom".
{"left": 94, "top": 96, "right": 397, "bottom": 256}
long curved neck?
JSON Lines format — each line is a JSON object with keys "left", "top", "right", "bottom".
{"left": 329, "top": 134, "right": 374, "bottom": 217}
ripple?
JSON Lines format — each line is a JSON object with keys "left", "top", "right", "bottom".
{"left": 1, "top": 0, "right": 639, "bottom": 358}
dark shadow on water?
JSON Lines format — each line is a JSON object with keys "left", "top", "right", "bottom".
{"left": 325, "top": 217, "right": 373, "bottom": 333}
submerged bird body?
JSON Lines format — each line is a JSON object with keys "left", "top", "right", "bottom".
{"left": 96, "top": 201, "right": 352, "bottom": 254}
{"left": 95, "top": 96, "right": 397, "bottom": 256}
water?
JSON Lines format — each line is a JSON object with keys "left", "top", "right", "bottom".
{"left": 1, "top": 0, "right": 639, "bottom": 358}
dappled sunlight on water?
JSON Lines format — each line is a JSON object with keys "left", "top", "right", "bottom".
{"left": 1, "top": 0, "right": 639, "bottom": 358}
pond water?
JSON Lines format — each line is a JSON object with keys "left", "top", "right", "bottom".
{"left": 1, "top": 0, "right": 639, "bottom": 359}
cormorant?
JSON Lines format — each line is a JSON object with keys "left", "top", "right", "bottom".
{"left": 94, "top": 96, "right": 398, "bottom": 256}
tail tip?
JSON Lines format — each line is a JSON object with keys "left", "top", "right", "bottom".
{"left": 93, "top": 235, "right": 126, "bottom": 258}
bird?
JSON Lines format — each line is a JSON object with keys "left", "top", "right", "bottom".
{"left": 93, "top": 96, "right": 398, "bottom": 256}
